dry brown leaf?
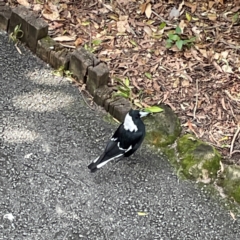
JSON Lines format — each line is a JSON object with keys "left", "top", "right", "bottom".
{"left": 140, "top": 0, "right": 150, "bottom": 14}
{"left": 53, "top": 36, "right": 76, "bottom": 42}
{"left": 33, "top": 4, "right": 42, "bottom": 12}
{"left": 42, "top": 3, "right": 59, "bottom": 21}
{"left": 145, "top": 3, "right": 152, "bottom": 19}
{"left": 143, "top": 25, "right": 152, "bottom": 36}
{"left": 75, "top": 37, "right": 83, "bottom": 46}
{"left": 222, "top": 65, "right": 233, "bottom": 73}
{"left": 208, "top": 1, "right": 215, "bottom": 9}
{"left": 184, "top": 2, "right": 197, "bottom": 13}
{"left": 179, "top": 20, "right": 187, "bottom": 33}
{"left": 182, "top": 80, "right": 190, "bottom": 87}
{"left": 117, "top": 15, "right": 129, "bottom": 33}
{"left": 230, "top": 211, "right": 236, "bottom": 221}
{"left": 208, "top": 13, "right": 217, "bottom": 21}
{"left": 17, "top": 0, "right": 30, "bottom": 8}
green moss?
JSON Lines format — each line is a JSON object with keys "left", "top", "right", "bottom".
{"left": 177, "top": 134, "right": 221, "bottom": 180}
{"left": 103, "top": 113, "right": 119, "bottom": 126}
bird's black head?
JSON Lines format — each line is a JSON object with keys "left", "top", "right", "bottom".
{"left": 128, "top": 109, "right": 149, "bottom": 120}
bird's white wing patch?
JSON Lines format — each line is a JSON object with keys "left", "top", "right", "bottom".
{"left": 117, "top": 142, "right": 132, "bottom": 152}
{"left": 93, "top": 156, "right": 100, "bottom": 163}
{"left": 111, "top": 137, "right": 118, "bottom": 141}
{"left": 123, "top": 113, "right": 138, "bottom": 132}
{"left": 96, "top": 154, "right": 123, "bottom": 169}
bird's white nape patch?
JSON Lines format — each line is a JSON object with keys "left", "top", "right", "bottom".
{"left": 96, "top": 153, "right": 123, "bottom": 169}
{"left": 111, "top": 137, "right": 118, "bottom": 141}
{"left": 123, "top": 113, "right": 138, "bottom": 132}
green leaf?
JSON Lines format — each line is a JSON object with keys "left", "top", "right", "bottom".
{"left": 232, "top": 13, "right": 239, "bottom": 23}
{"left": 166, "top": 41, "right": 172, "bottom": 49}
{"left": 145, "top": 72, "right": 152, "bottom": 79}
{"left": 114, "top": 91, "right": 129, "bottom": 98}
{"left": 168, "top": 34, "right": 180, "bottom": 41}
{"left": 186, "top": 12, "right": 192, "bottom": 21}
{"left": 176, "top": 40, "right": 183, "bottom": 50}
{"left": 124, "top": 78, "right": 130, "bottom": 87}
{"left": 92, "top": 39, "right": 102, "bottom": 46}
{"left": 159, "top": 22, "right": 166, "bottom": 30}
{"left": 82, "top": 21, "right": 90, "bottom": 26}
{"left": 130, "top": 40, "right": 137, "bottom": 46}
{"left": 175, "top": 26, "right": 182, "bottom": 34}
{"left": 144, "top": 106, "right": 163, "bottom": 113}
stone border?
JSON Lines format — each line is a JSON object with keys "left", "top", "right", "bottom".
{"left": 2, "top": 5, "right": 240, "bottom": 206}
{"left": 0, "top": 5, "right": 131, "bottom": 122}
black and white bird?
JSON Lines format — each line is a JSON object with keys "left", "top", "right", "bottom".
{"left": 88, "top": 109, "right": 149, "bottom": 172}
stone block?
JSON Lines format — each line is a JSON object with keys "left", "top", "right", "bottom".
{"left": 93, "top": 86, "right": 113, "bottom": 107}
{"left": 26, "top": 16, "right": 48, "bottom": 52}
{"left": 49, "top": 48, "right": 69, "bottom": 69}
{"left": 8, "top": 6, "right": 32, "bottom": 42}
{"left": 86, "top": 62, "right": 109, "bottom": 96}
{"left": 9, "top": 6, "right": 48, "bottom": 52}
{"left": 0, "top": 6, "right": 12, "bottom": 31}
{"left": 36, "top": 36, "right": 56, "bottom": 63}
{"left": 69, "top": 47, "right": 95, "bottom": 82}
{"left": 109, "top": 97, "right": 131, "bottom": 122}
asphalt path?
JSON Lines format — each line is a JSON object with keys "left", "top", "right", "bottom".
{"left": 0, "top": 31, "right": 239, "bottom": 240}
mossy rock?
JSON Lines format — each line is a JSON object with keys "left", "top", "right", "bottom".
{"left": 144, "top": 104, "right": 181, "bottom": 147}
{"left": 177, "top": 134, "right": 221, "bottom": 181}
{"left": 218, "top": 165, "right": 240, "bottom": 204}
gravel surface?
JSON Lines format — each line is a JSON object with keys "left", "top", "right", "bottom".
{"left": 0, "top": 31, "right": 239, "bottom": 240}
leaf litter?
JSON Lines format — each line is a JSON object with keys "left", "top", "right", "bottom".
{"left": 7, "top": 0, "right": 240, "bottom": 164}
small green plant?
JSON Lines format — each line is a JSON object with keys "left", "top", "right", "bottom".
{"left": 53, "top": 66, "right": 73, "bottom": 80}
{"left": 166, "top": 26, "right": 195, "bottom": 50}
{"left": 84, "top": 39, "right": 102, "bottom": 53}
{"left": 113, "top": 77, "right": 163, "bottom": 113}
{"left": 113, "top": 77, "right": 133, "bottom": 99}
{"left": 9, "top": 24, "right": 24, "bottom": 43}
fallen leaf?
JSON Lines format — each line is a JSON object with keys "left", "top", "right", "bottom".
{"left": 208, "top": 13, "right": 217, "bottom": 21}
{"left": 169, "top": 7, "right": 180, "bottom": 19}
{"left": 143, "top": 25, "right": 152, "bottom": 36}
{"left": 75, "top": 37, "right": 83, "bottom": 46}
{"left": 184, "top": 2, "right": 197, "bottom": 13}
{"left": 42, "top": 3, "right": 59, "bottom": 21}
{"left": 117, "top": 15, "right": 129, "bottom": 33}
{"left": 230, "top": 211, "right": 236, "bottom": 221}
{"left": 140, "top": 0, "right": 150, "bottom": 14}
{"left": 138, "top": 212, "right": 148, "bottom": 216}
{"left": 179, "top": 20, "right": 187, "bottom": 33}
{"left": 17, "top": 0, "right": 30, "bottom": 8}
{"left": 182, "top": 79, "right": 190, "bottom": 87}
{"left": 53, "top": 36, "right": 76, "bottom": 42}
{"left": 145, "top": 3, "right": 152, "bottom": 19}
{"left": 33, "top": 4, "right": 42, "bottom": 12}
{"left": 222, "top": 64, "right": 233, "bottom": 73}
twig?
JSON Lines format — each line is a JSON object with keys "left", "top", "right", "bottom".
{"left": 152, "top": 11, "right": 177, "bottom": 27}
{"left": 230, "top": 125, "right": 240, "bottom": 157}
{"left": 193, "top": 79, "right": 198, "bottom": 120}
{"left": 79, "top": 88, "right": 95, "bottom": 111}
{"left": 220, "top": 39, "right": 240, "bottom": 50}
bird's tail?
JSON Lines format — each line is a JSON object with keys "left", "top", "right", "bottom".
{"left": 88, "top": 153, "right": 123, "bottom": 173}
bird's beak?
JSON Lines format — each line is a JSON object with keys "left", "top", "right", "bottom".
{"left": 139, "top": 111, "right": 149, "bottom": 118}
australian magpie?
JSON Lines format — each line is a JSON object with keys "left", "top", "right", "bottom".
{"left": 88, "top": 109, "right": 149, "bottom": 172}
